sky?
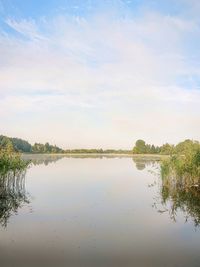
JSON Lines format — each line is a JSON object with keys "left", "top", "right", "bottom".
{"left": 0, "top": 0, "right": 200, "bottom": 149}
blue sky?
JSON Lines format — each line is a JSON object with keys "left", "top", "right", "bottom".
{"left": 0, "top": 0, "right": 200, "bottom": 148}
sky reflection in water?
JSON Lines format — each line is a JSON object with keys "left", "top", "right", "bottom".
{"left": 0, "top": 155, "right": 200, "bottom": 267}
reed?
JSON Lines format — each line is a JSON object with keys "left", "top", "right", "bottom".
{"left": 161, "top": 148, "right": 200, "bottom": 189}
{"left": 0, "top": 149, "right": 30, "bottom": 175}
{"left": 159, "top": 148, "right": 200, "bottom": 226}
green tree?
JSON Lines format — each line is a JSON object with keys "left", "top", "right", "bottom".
{"left": 160, "top": 143, "right": 174, "bottom": 155}
{"left": 150, "top": 144, "right": 156, "bottom": 154}
{"left": 175, "top": 139, "right": 199, "bottom": 155}
{"left": 133, "top": 140, "right": 147, "bottom": 154}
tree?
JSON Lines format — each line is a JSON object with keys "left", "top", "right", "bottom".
{"left": 175, "top": 139, "right": 199, "bottom": 155}
{"left": 133, "top": 140, "right": 147, "bottom": 154}
{"left": 0, "top": 135, "right": 31, "bottom": 153}
{"left": 44, "top": 143, "right": 50, "bottom": 153}
{"left": 0, "top": 136, "right": 15, "bottom": 152}
{"left": 12, "top": 137, "right": 32, "bottom": 152}
{"left": 160, "top": 143, "right": 174, "bottom": 155}
{"left": 150, "top": 144, "right": 156, "bottom": 154}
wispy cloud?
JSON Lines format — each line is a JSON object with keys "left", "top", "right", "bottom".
{"left": 5, "top": 18, "right": 48, "bottom": 40}
{"left": 0, "top": 2, "right": 200, "bottom": 148}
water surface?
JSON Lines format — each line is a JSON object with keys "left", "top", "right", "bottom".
{"left": 0, "top": 155, "right": 200, "bottom": 267}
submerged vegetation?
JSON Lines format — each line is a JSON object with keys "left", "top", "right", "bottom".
{"left": 160, "top": 173, "right": 200, "bottom": 226}
{"left": 0, "top": 170, "right": 29, "bottom": 227}
{"left": 0, "top": 138, "right": 30, "bottom": 227}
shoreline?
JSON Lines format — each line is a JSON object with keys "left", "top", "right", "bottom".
{"left": 22, "top": 153, "right": 169, "bottom": 160}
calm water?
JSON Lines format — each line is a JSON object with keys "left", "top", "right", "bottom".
{"left": 0, "top": 155, "right": 200, "bottom": 267}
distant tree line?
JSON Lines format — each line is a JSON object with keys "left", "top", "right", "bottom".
{"left": 0, "top": 135, "right": 32, "bottom": 153}
{"left": 1, "top": 135, "right": 199, "bottom": 155}
{"left": 0, "top": 135, "right": 64, "bottom": 154}
{"left": 0, "top": 135, "right": 131, "bottom": 154}
{"left": 132, "top": 139, "right": 200, "bottom": 155}
{"left": 64, "top": 149, "right": 132, "bottom": 154}
{"left": 32, "top": 143, "right": 63, "bottom": 153}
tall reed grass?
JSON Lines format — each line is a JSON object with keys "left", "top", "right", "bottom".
{"left": 161, "top": 148, "right": 200, "bottom": 189}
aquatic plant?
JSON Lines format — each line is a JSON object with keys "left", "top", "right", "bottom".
{"left": 160, "top": 145, "right": 200, "bottom": 226}
{"left": 0, "top": 149, "right": 30, "bottom": 175}
{"left": 0, "top": 170, "right": 30, "bottom": 227}
{"left": 161, "top": 147, "right": 200, "bottom": 189}
{"left": 160, "top": 180, "right": 200, "bottom": 227}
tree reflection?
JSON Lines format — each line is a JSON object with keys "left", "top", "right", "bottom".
{"left": 133, "top": 159, "right": 146, "bottom": 170}
{"left": 0, "top": 170, "right": 29, "bottom": 227}
{"left": 23, "top": 154, "right": 141, "bottom": 166}
{"left": 22, "top": 154, "right": 65, "bottom": 166}
{"left": 132, "top": 158, "right": 158, "bottom": 171}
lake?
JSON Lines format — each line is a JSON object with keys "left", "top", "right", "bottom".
{"left": 0, "top": 155, "right": 200, "bottom": 267}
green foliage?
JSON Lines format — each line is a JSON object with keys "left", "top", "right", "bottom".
{"left": 32, "top": 142, "right": 64, "bottom": 153}
{"left": 133, "top": 139, "right": 200, "bottom": 156}
{"left": 160, "top": 143, "right": 174, "bottom": 155}
{"left": 175, "top": 139, "right": 199, "bottom": 155}
{"left": 0, "top": 135, "right": 31, "bottom": 152}
{"left": 133, "top": 140, "right": 146, "bottom": 154}
{"left": 64, "top": 149, "right": 131, "bottom": 154}
{"left": 0, "top": 135, "right": 133, "bottom": 154}
{"left": 12, "top": 137, "right": 32, "bottom": 152}
{"left": 0, "top": 136, "right": 15, "bottom": 151}
{"left": 1, "top": 134, "right": 200, "bottom": 157}
{"left": 159, "top": 140, "right": 200, "bottom": 226}
{"left": 0, "top": 149, "right": 29, "bottom": 175}
{"left": 133, "top": 139, "right": 160, "bottom": 154}
{"left": 0, "top": 135, "right": 64, "bottom": 154}
{"left": 161, "top": 141, "right": 200, "bottom": 188}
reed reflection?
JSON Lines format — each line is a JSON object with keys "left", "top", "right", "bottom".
{"left": 0, "top": 170, "right": 29, "bottom": 227}
{"left": 159, "top": 175, "right": 200, "bottom": 227}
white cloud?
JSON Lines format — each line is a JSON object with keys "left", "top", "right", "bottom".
{"left": 0, "top": 10, "right": 200, "bottom": 148}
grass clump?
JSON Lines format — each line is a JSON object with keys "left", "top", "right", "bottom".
{"left": 160, "top": 144, "right": 200, "bottom": 226}
{"left": 161, "top": 147, "right": 200, "bottom": 189}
